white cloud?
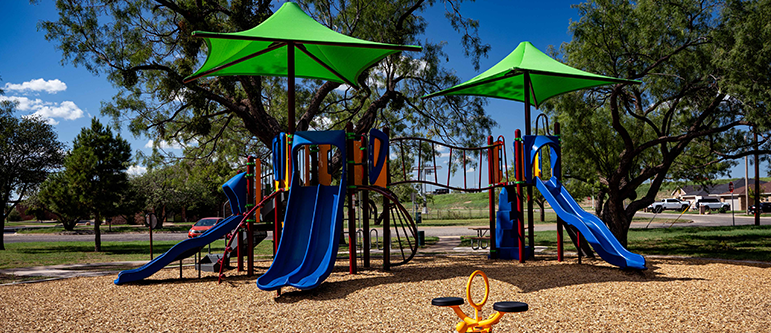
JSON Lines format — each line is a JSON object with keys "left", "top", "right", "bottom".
{"left": 4, "top": 78, "right": 67, "bottom": 94}
{"left": 145, "top": 139, "right": 183, "bottom": 150}
{"left": 466, "top": 168, "right": 475, "bottom": 173}
{"left": 0, "top": 96, "right": 84, "bottom": 124}
{"left": 30, "top": 101, "right": 83, "bottom": 120}
{"left": 128, "top": 165, "right": 147, "bottom": 175}
{"left": 22, "top": 114, "right": 59, "bottom": 126}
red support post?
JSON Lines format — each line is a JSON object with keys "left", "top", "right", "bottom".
{"left": 487, "top": 136, "right": 497, "bottom": 259}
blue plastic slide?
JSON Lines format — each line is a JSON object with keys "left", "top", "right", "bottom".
{"left": 257, "top": 131, "right": 347, "bottom": 291}
{"left": 535, "top": 176, "right": 646, "bottom": 270}
{"left": 114, "top": 172, "right": 248, "bottom": 285}
{"left": 114, "top": 214, "right": 242, "bottom": 284}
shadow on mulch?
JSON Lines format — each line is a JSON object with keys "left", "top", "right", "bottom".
{"left": 272, "top": 255, "right": 702, "bottom": 303}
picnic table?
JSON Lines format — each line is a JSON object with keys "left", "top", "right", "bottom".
{"left": 468, "top": 227, "right": 490, "bottom": 250}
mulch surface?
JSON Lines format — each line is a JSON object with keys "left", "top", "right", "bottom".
{"left": 1, "top": 255, "right": 769, "bottom": 332}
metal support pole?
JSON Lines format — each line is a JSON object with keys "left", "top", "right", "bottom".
{"left": 246, "top": 156, "right": 256, "bottom": 276}
{"left": 148, "top": 214, "right": 153, "bottom": 260}
{"left": 524, "top": 72, "right": 534, "bottom": 258}
{"left": 515, "top": 129, "right": 525, "bottom": 263}
{"left": 361, "top": 136, "right": 371, "bottom": 268}
{"left": 555, "top": 122, "right": 564, "bottom": 262}
{"left": 383, "top": 127, "right": 391, "bottom": 271}
{"left": 755, "top": 129, "right": 760, "bottom": 226}
{"left": 346, "top": 123, "right": 357, "bottom": 274}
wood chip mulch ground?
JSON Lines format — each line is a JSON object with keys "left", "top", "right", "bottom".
{"left": 1, "top": 255, "right": 769, "bottom": 332}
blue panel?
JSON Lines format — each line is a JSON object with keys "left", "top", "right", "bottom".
{"left": 523, "top": 135, "right": 561, "bottom": 184}
{"left": 222, "top": 172, "right": 247, "bottom": 215}
{"left": 368, "top": 128, "right": 389, "bottom": 185}
{"left": 535, "top": 176, "right": 646, "bottom": 270}
{"left": 257, "top": 130, "right": 348, "bottom": 291}
{"left": 496, "top": 186, "right": 528, "bottom": 259}
{"left": 272, "top": 133, "right": 286, "bottom": 184}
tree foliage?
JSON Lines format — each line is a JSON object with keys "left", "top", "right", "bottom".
{"left": 543, "top": 0, "right": 771, "bottom": 245}
{"left": 64, "top": 119, "right": 132, "bottom": 251}
{"left": 41, "top": 0, "right": 496, "bottom": 169}
{"left": 131, "top": 159, "right": 231, "bottom": 223}
{"left": 0, "top": 97, "right": 65, "bottom": 250}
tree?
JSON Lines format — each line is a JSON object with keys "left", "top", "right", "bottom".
{"left": 0, "top": 95, "right": 65, "bottom": 250}
{"left": 542, "top": 0, "right": 771, "bottom": 245}
{"left": 41, "top": 0, "right": 496, "bottom": 170}
{"left": 64, "top": 119, "right": 132, "bottom": 252}
{"left": 37, "top": 172, "right": 85, "bottom": 231}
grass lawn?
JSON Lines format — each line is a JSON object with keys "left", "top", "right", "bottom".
{"left": 15, "top": 224, "right": 193, "bottom": 234}
{"left": 533, "top": 225, "right": 771, "bottom": 262}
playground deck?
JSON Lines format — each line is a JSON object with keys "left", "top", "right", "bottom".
{"left": 1, "top": 256, "right": 769, "bottom": 332}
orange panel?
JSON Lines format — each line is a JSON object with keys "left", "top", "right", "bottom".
{"left": 318, "top": 144, "right": 332, "bottom": 186}
{"left": 372, "top": 138, "right": 388, "bottom": 187}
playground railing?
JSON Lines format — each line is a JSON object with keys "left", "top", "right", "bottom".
{"left": 389, "top": 137, "right": 510, "bottom": 192}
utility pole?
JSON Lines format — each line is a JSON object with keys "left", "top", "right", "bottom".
{"left": 754, "top": 128, "right": 760, "bottom": 226}
{"left": 745, "top": 155, "right": 749, "bottom": 213}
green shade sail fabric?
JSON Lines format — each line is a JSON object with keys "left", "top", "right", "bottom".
{"left": 423, "top": 41, "right": 639, "bottom": 108}
{"left": 184, "top": 2, "right": 421, "bottom": 86}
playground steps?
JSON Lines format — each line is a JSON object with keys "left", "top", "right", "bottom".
{"left": 195, "top": 230, "right": 268, "bottom": 272}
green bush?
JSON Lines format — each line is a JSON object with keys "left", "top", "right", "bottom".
{"left": 7, "top": 209, "right": 22, "bottom": 222}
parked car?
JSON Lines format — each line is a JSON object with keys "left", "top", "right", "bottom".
{"left": 647, "top": 198, "right": 690, "bottom": 213}
{"left": 747, "top": 202, "right": 771, "bottom": 215}
{"left": 188, "top": 217, "right": 223, "bottom": 238}
{"left": 693, "top": 197, "right": 730, "bottom": 213}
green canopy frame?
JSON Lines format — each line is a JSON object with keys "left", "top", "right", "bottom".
{"left": 184, "top": 2, "right": 422, "bottom": 134}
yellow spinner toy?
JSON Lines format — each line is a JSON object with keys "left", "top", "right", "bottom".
{"left": 431, "top": 270, "right": 528, "bottom": 332}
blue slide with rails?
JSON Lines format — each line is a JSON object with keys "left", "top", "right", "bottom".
{"left": 257, "top": 131, "right": 347, "bottom": 291}
{"left": 535, "top": 176, "right": 647, "bottom": 270}
{"left": 114, "top": 172, "right": 248, "bottom": 285}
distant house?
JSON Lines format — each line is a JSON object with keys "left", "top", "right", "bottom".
{"left": 672, "top": 178, "right": 768, "bottom": 211}
{"left": 717, "top": 181, "right": 771, "bottom": 211}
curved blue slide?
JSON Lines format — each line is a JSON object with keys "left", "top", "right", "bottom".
{"left": 257, "top": 130, "right": 347, "bottom": 291}
{"left": 114, "top": 173, "right": 248, "bottom": 285}
{"left": 535, "top": 176, "right": 646, "bottom": 270}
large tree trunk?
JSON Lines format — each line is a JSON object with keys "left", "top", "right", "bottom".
{"left": 535, "top": 200, "right": 545, "bottom": 222}
{"left": 0, "top": 212, "right": 5, "bottom": 250}
{"left": 94, "top": 214, "right": 102, "bottom": 252}
{"left": 602, "top": 197, "right": 632, "bottom": 247}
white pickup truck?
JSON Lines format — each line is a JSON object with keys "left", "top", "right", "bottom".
{"left": 693, "top": 197, "right": 730, "bottom": 213}
{"left": 647, "top": 198, "right": 690, "bottom": 213}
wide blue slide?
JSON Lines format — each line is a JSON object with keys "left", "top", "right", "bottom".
{"left": 114, "top": 172, "right": 248, "bottom": 285}
{"left": 257, "top": 131, "right": 347, "bottom": 291}
{"left": 535, "top": 176, "right": 646, "bottom": 270}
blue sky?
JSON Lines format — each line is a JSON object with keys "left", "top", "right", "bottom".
{"left": 0, "top": 0, "right": 764, "bottom": 180}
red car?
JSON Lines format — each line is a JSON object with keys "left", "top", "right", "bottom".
{"left": 187, "top": 217, "right": 223, "bottom": 238}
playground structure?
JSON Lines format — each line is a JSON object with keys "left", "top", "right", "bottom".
{"left": 115, "top": 124, "right": 422, "bottom": 287}
{"left": 115, "top": 113, "right": 644, "bottom": 287}
{"left": 432, "top": 270, "right": 528, "bottom": 333}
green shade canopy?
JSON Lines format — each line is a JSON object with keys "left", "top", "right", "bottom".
{"left": 184, "top": 2, "right": 421, "bottom": 87}
{"left": 423, "top": 41, "right": 639, "bottom": 108}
